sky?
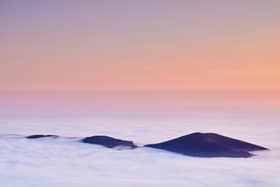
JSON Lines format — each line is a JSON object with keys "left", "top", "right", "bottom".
{"left": 1, "top": 0, "right": 280, "bottom": 92}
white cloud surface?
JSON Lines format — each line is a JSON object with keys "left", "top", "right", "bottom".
{"left": 0, "top": 107, "right": 279, "bottom": 187}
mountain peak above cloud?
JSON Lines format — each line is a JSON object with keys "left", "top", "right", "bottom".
{"left": 145, "top": 132, "right": 268, "bottom": 158}
{"left": 23, "top": 132, "right": 268, "bottom": 158}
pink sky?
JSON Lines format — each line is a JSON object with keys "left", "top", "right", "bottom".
{"left": 1, "top": 1, "right": 280, "bottom": 92}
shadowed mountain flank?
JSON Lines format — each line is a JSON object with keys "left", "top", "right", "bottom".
{"left": 144, "top": 132, "right": 268, "bottom": 158}
{"left": 81, "top": 136, "right": 138, "bottom": 149}
{"left": 26, "top": 135, "right": 59, "bottom": 139}
{"left": 23, "top": 133, "right": 268, "bottom": 157}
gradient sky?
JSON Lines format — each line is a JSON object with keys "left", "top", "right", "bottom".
{"left": 1, "top": 0, "right": 280, "bottom": 92}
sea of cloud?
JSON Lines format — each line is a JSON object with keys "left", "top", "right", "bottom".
{"left": 0, "top": 134, "right": 279, "bottom": 187}
{"left": 0, "top": 107, "right": 279, "bottom": 187}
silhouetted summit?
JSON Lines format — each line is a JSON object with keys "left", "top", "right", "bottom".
{"left": 26, "top": 134, "right": 59, "bottom": 139}
{"left": 145, "top": 132, "right": 268, "bottom": 158}
{"left": 81, "top": 136, "right": 137, "bottom": 149}
{"left": 24, "top": 132, "right": 268, "bottom": 157}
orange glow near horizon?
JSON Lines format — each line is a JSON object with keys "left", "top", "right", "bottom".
{"left": 1, "top": 1, "right": 280, "bottom": 93}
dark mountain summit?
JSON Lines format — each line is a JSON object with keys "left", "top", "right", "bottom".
{"left": 81, "top": 135, "right": 138, "bottom": 149}
{"left": 26, "top": 134, "right": 59, "bottom": 139}
{"left": 145, "top": 132, "right": 268, "bottom": 158}
{"left": 23, "top": 132, "right": 268, "bottom": 157}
